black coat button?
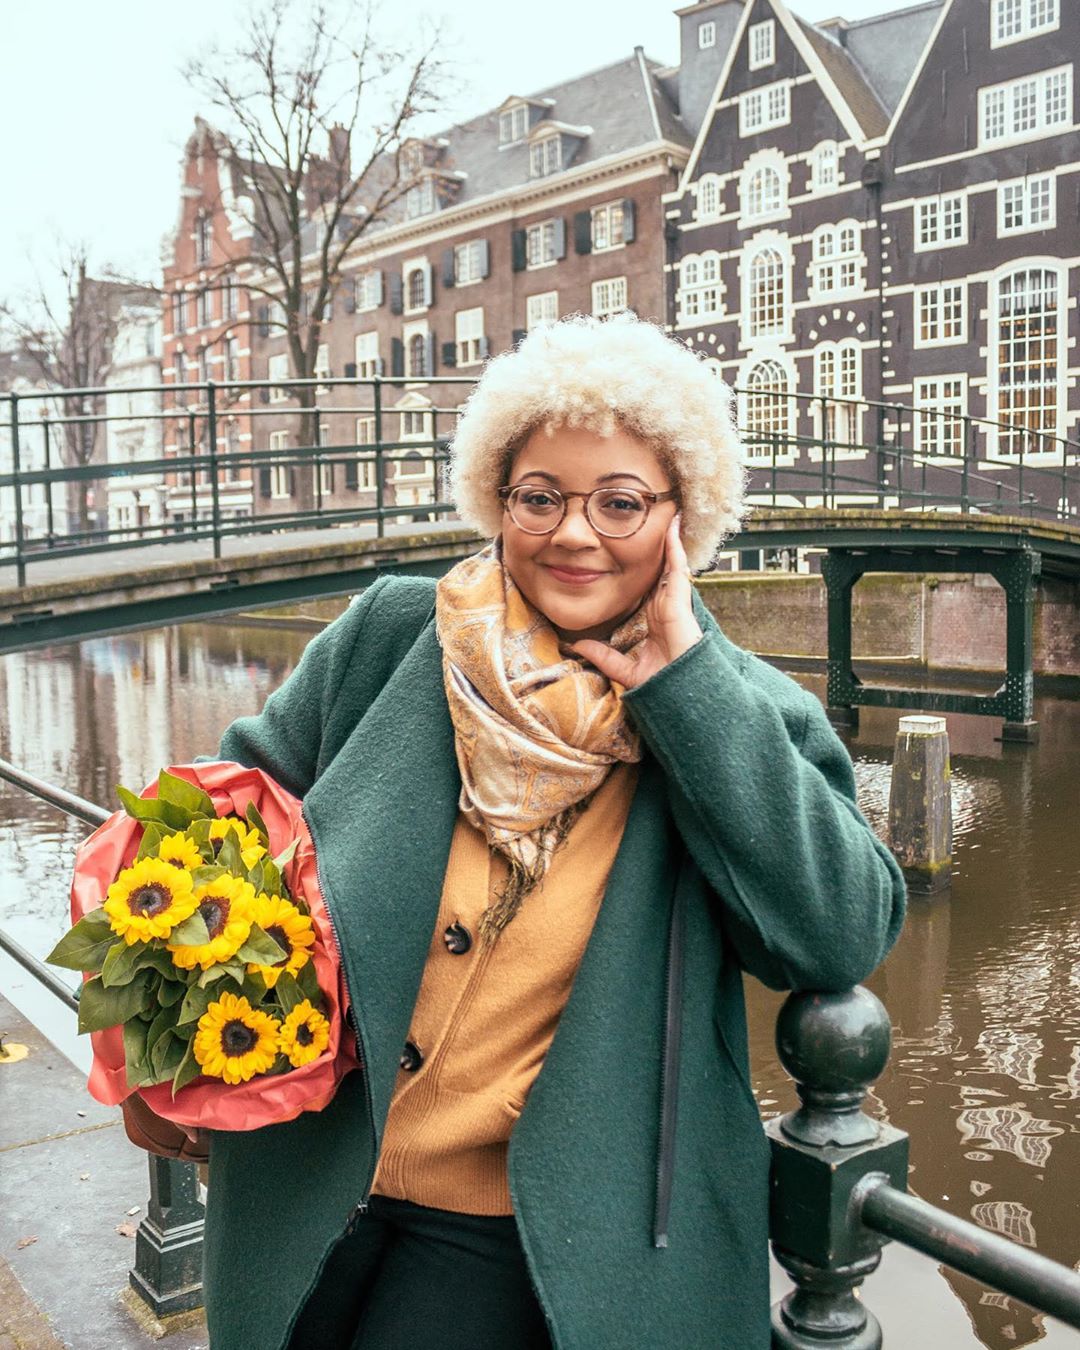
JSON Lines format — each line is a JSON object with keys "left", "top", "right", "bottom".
{"left": 443, "top": 921, "right": 472, "bottom": 955}
{"left": 400, "top": 1040, "right": 423, "bottom": 1072}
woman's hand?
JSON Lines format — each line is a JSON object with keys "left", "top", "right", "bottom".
{"left": 121, "top": 1091, "right": 209, "bottom": 1164}
{"left": 571, "top": 514, "right": 703, "bottom": 689}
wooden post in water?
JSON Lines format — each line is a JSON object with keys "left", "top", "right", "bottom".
{"left": 887, "top": 715, "right": 952, "bottom": 895}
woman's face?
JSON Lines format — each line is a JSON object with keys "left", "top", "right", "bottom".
{"left": 500, "top": 422, "right": 678, "bottom": 643}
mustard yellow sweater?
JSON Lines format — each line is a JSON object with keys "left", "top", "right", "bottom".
{"left": 371, "top": 762, "right": 639, "bottom": 1215}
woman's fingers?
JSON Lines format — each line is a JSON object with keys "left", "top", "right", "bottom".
{"left": 571, "top": 639, "right": 641, "bottom": 687}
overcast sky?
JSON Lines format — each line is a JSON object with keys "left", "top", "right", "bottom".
{"left": 0, "top": 0, "right": 919, "bottom": 313}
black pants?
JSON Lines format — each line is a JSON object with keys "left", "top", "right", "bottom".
{"left": 287, "top": 1195, "right": 553, "bottom": 1349}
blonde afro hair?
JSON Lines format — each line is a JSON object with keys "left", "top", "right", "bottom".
{"left": 449, "top": 311, "right": 748, "bottom": 571}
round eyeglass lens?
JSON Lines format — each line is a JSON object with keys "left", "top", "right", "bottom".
{"left": 506, "top": 486, "right": 649, "bottom": 537}
{"left": 587, "top": 488, "right": 647, "bottom": 536}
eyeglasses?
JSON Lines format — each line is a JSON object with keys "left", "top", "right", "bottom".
{"left": 497, "top": 483, "right": 678, "bottom": 539}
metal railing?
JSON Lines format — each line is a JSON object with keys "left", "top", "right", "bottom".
{"left": 2, "top": 376, "right": 1078, "bottom": 587}
{"left": 3, "top": 755, "right": 1080, "bottom": 1337}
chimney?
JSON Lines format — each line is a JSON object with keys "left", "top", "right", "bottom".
{"left": 329, "top": 124, "right": 351, "bottom": 176}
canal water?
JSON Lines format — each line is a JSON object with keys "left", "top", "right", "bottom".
{"left": 1, "top": 612, "right": 1078, "bottom": 1349}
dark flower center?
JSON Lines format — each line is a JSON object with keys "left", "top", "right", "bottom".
{"left": 221, "top": 1019, "right": 257, "bottom": 1056}
{"left": 264, "top": 925, "right": 290, "bottom": 966}
{"left": 129, "top": 883, "right": 171, "bottom": 917}
{"left": 296, "top": 1023, "right": 314, "bottom": 1047}
{"left": 198, "top": 897, "right": 229, "bottom": 939}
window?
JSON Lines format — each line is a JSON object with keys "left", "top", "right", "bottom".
{"left": 223, "top": 336, "right": 239, "bottom": 384}
{"left": 527, "top": 291, "right": 559, "bottom": 330}
{"left": 978, "top": 67, "right": 1072, "bottom": 145}
{"left": 355, "top": 331, "right": 381, "bottom": 379}
{"left": 992, "top": 0, "right": 1059, "bottom": 45}
{"left": 749, "top": 20, "right": 775, "bottom": 69}
{"left": 314, "top": 343, "right": 331, "bottom": 388}
{"left": 355, "top": 271, "right": 383, "bottom": 311}
{"left": 174, "top": 349, "right": 186, "bottom": 388}
{"left": 747, "top": 246, "right": 787, "bottom": 338}
{"left": 743, "top": 359, "right": 790, "bottom": 457}
{"left": 407, "top": 332, "right": 429, "bottom": 379}
{"left": 699, "top": 20, "right": 716, "bottom": 48}
{"left": 171, "top": 291, "right": 184, "bottom": 335}
{"left": 406, "top": 178, "right": 437, "bottom": 218}
{"left": 269, "top": 431, "right": 291, "bottom": 498}
{"left": 400, "top": 408, "right": 431, "bottom": 442}
{"left": 197, "top": 288, "right": 213, "bottom": 328}
{"left": 406, "top": 267, "right": 427, "bottom": 312}
{"left": 353, "top": 418, "right": 378, "bottom": 490}
{"left": 742, "top": 162, "right": 786, "bottom": 223}
{"left": 678, "top": 253, "right": 722, "bottom": 323}
{"left": 195, "top": 214, "right": 212, "bottom": 265}
{"left": 526, "top": 220, "right": 559, "bottom": 267}
{"left": 592, "top": 277, "right": 628, "bottom": 318}
{"left": 697, "top": 174, "right": 722, "bottom": 220}
{"left": 916, "top": 192, "right": 967, "bottom": 249}
{"left": 454, "top": 240, "right": 487, "bottom": 284}
{"left": 814, "top": 342, "right": 862, "bottom": 446}
{"left": 197, "top": 348, "right": 210, "bottom": 386}
{"left": 809, "top": 142, "right": 839, "bottom": 192}
{"left": 223, "top": 276, "right": 238, "bottom": 321}
{"left": 591, "top": 202, "right": 626, "bottom": 251}
{"left": 268, "top": 351, "right": 290, "bottom": 401}
{"left": 455, "top": 307, "right": 486, "bottom": 366}
{"left": 811, "top": 223, "right": 861, "bottom": 297}
{"left": 914, "top": 376, "right": 967, "bottom": 457}
{"left": 992, "top": 266, "right": 1062, "bottom": 455}
{"left": 499, "top": 104, "right": 529, "bottom": 144}
{"left": 916, "top": 282, "right": 966, "bottom": 346}
{"left": 998, "top": 174, "right": 1056, "bottom": 234}
{"left": 530, "top": 135, "right": 562, "bottom": 178}
{"left": 739, "top": 81, "right": 790, "bottom": 136}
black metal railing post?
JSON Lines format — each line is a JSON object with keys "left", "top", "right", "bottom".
{"left": 314, "top": 413, "right": 324, "bottom": 523}
{"left": 768, "top": 988, "right": 909, "bottom": 1350}
{"left": 9, "top": 393, "right": 26, "bottom": 587}
{"left": 962, "top": 415, "right": 973, "bottom": 513}
{"left": 42, "top": 411, "right": 56, "bottom": 545}
{"left": 893, "top": 405, "right": 905, "bottom": 508}
{"left": 207, "top": 381, "right": 221, "bottom": 560}
{"left": 187, "top": 411, "right": 198, "bottom": 525}
{"left": 374, "top": 376, "right": 385, "bottom": 538}
{"left": 129, "top": 1157, "right": 206, "bottom": 1317}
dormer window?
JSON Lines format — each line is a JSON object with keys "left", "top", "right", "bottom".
{"left": 749, "top": 20, "right": 775, "bottom": 70}
{"left": 406, "top": 178, "right": 437, "bottom": 219}
{"left": 403, "top": 142, "right": 425, "bottom": 176}
{"left": 530, "top": 135, "right": 562, "bottom": 178}
{"left": 500, "top": 103, "right": 529, "bottom": 144}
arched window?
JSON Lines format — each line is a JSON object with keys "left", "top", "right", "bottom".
{"left": 992, "top": 266, "right": 1061, "bottom": 456}
{"left": 748, "top": 247, "right": 786, "bottom": 338}
{"left": 407, "top": 268, "right": 426, "bottom": 311}
{"left": 697, "top": 175, "right": 721, "bottom": 220}
{"left": 744, "top": 164, "right": 784, "bottom": 222}
{"left": 810, "top": 142, "right": 839, "bottom": 193}
{"left": 814, "top": 341, "right": 862, "bottom": 446}
{"left": 745, "top": 359, "right": 791, "bottom": 457}
{"left": 682, "top": 257, "right": 700, "bottom": 288}
{"left": 407, "top": 332, "right": 427, "bottom": 378}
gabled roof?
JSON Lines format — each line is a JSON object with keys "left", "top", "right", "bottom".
{"left": 827, "top": 0, "right": 945, "bottom": 116}
{"left": 796, "top": 19, "right": 889, "bottom": 139}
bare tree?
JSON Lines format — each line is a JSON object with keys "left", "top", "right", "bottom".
{"left": 183, "top": 0, "right": 451, "bottom": 449}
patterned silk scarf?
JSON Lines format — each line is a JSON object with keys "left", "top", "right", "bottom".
{"left": 435, "top": 540, "right": 647, "bottom": 944}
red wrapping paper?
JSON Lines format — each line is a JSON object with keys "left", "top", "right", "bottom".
{"left": 69, "top": 761, "right": 359, "bottom": 1130}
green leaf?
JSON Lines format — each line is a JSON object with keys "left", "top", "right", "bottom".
{"left": 177, "top": 983, "right": 215, "bottom": 1025}
{"left": 186, "top": 817, "right": 213, "bottom": 856}
{"left": 197, "top": 964, "right": 230, "bottom": 989}
{"left": 234, "top": 924, "right": 286, "bottom": 967}
{"left": 171, "top": 1038, "right": 203, "bottom": 1098}
{"left": 244, "top": 801, "right": 270, "bottom": 848}
{"left": 215, "top": 830, "right": 244, "bottom": 878}
{"left": 190, "top": 864, "right": 226, "bottom": 889}
{"left": 150, "top": 1029, "right": 185, "bottom": 1081}
{"left": 123, "top": 1017, "right": 153, "bottom": 1088}
{"left": 169, "top": 911, "right": 210, "bottom": 947}
{"left": 100, "top": 939, "right": 146, "bottom": 989}
{"left": 264, "top": 1051, "right": 292, "bottom": 1076}
{"left": 242, "top": 971, "right": 268, "bottom": 1004}
{"left": 116, "top": 785, "right": 192, "bottom": 833}
{"left": 157, "top": 770, "right": 217, "bottom": 820}
{"left": 247, "top": 858, "right": 266, "bottom": 896}
{"left": 295, "top": 957, "right": 322, "bottom": 1004}
{"left": 144, "top": 1005, "right": 174, "bottom": 1057}
{"left": 156, "top": 977, "right": 188, "bottom": 1008}
{"left": 272, "top": 971, "right": 305, "bottom": 1015}
{"left": 46, "top": 910, "right": 118, "bottom": 973}
{"left": 135, "top": 823, "right": 165, "bottom": 861}
{"left": 273, "top": 837, "right": 300, "bottom": 870}
{"left": 218, "top": 960, "right": 246, "bottom": 987}
{"left": 197, "top": 959, "right": 245, "bottom": 991}
{"left": 77, "top": 973, "right": 153, "bottom": 1033}
{"left": 139, "top": 947, "right": 182, "bottom": 980}
{"left": 260, "top": 859, "right": 283, "bottom": 897}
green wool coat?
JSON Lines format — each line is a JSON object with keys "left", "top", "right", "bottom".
{"left": 201, "top": 573, "right": 906, "bottom": 1350}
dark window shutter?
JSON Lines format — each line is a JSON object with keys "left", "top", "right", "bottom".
{"left": 389, "top": 273, "right": 404, "bottom": 315}
{"left": 574, "top": 210, "right": 592, "bottom": 255}
{"left": 391, "top": 337, "right": 404, "bottom": 378}
{"left": 258, "top": 386, "right": 270, "bottom": 404}
{"left": 442, "top": 248, "right": 456, "bottom": 287}
{"left": 257, "top": 305, "right": 269, "bottom": 338}
{"left": 511, "top": 229, "right": 527, "bottom": 272}
{"left": 324, "top": 465, "right": 335, "bottom": 494}
{"left": 422, "top": 263, "right": 434, "bottom": 309}
{"left": 425, "top": 332, "right": 436, "bottom": 375}
{"left": 344, "top": 362, "right": 357, "bottom": 379}
{"left": 345, "top": 458, "right": 358, "bottom": 490}
{"left": 441, "top": 340, "right": 457, "bottom": 368}
{"left": 259, "top": 467, "right": 271, "bottom": 497}
{"left": 553, "top": 218, "right": 567, "bottom": 260}
{"left": 622, "top": 198, "right": 636, "bottom": 244}
{"left": 344, "top": 284, "right": 356, "bottom": 314}
{"left": 479, "top": 239, "right": 491, "bottom": 278}
{"left": 512, "top": 328, "right": 527, "bottom": 346}
{"left": 287, "top": 467, "right": 295, "bottom": 496}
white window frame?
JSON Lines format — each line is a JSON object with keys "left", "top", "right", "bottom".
{"left": 405, "top": 178, "right": 437, "bottom": 219}
{"left": 404, "top": 262, "right": 431, "bottom": 315}
{"left": 354, "top": 331, "right": 380, "bottom": 380}
{"left": 526, "top": 219, "right": 559, "bottom": 269}
{"left": 526, "top": 291, "right": 559, "bottom": 330}
{"left": 454, "top": 240, "right": 486, "bottom": 285}
{"left": 749, "top": 20, "right": 776, "bottom": 70}
{"left": 987, "top": 262, "right": 1065, "bottom": 458}
{"left": 499, "top": 103, "right": 529, "bottom": 144}
{"left": 268, "top": 430, "right": 291, "bottom": 498}
{"left": 914, "top": 191, "right": 968, "bottom": 250}
{"left": 268, "top": 352, "right": 290, "bottom": 402}
{"left": 696, "top": 174, "right": 722, "bottom": 221}
{"left": 529, "top": 134, "right": 563, "bottom": 179}
{"left": 354, "top": 417, "right": 378, "bottom": 490}
{"left": 812, "top": 341, "right": 864, "bottom": 454}
{"left": 991, "top": 0, "right": 1059, "bottom": 47}
{"left": 592, "top": 276, "right": 628, "bottom": 319}
{"left": 740, "top": 150, "right": 789, "bottom": 226}
{"left": 698, "top": 20, "right": 716, "bottom": 49}
{"left": 455, "top": 307, "right": 486, "bottom": 367}
{"left": 914, "top": 281, "right": 967, "bottom": 348}
{"left": 978, "top": 66, "right": 1072, "bottom": 147}
{"left": 314, "top": 343, "right": 331, "bottom": 389}
{"left": 914, "top": 375, "right": 968, "bottom": 460}
{"left": 739, "top": 81, "right": 790, "bottom": 137}
{"left": 740, "top": 234, "right": 793, "bottom": 347}
{"left": 997, "top": 173, "right": 1056, "bottom": 235}
{"left": 591, "top": 201, "right": 626, "bottom": 252}
{"left": 809, "top": 141, "right": 840, "bottom": 193}
{"left": 355, "top": 270, "right": 381, "bottom": 312}
{"left": 809, "top": 221, "right": 863, "bottom": 300}
{"left": 738, "top": 352, "right": 795, "bottom": 461}
{"left": 676, "top": 252, "right": 724, "bottom": 327}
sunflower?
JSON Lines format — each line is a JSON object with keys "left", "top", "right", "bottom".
{"left": 207, "top": 816, "right": 266, "bottom": 870}
{"left": 104, "top": 857, "right": 198, "bottom": 946}
{"left": 166, "top": 874, "right": 256, "bottom": 970}
{"left": 156, "top": 830, "right": 203, "bottom": 871}
{"left": 278, "top": 999, "right": 330, "bottom": 1068}
{"left": 245, "top": 892, "right": 316, "bottom": 988}
{"left": 193, "top": 991, "right": 279, "bottom": 1083}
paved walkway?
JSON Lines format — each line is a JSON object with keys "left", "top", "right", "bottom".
{"left": 0, "top": 993, "right": 207, "bottom": 1350}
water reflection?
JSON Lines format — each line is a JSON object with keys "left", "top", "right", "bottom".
{"left": 1, "top": 625, "right": 1079, "bottom": 1350}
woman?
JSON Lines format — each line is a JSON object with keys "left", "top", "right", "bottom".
{"left": 125, "top": 312, "right": 905, "bottom": 1349}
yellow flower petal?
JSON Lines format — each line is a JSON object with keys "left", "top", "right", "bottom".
{"left": 103, "top": 858, "right": 198, "bottom": 945}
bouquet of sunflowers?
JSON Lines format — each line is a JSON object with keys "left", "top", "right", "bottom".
{"left": 48, "top": 761, "right": 357, "bottom": 1131}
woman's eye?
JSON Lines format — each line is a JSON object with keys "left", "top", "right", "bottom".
{"left": 605, "top": 495, "right": 644, "bottom": 513}
{"left": 521, "top": 490, "right": 559, "bottom": 508}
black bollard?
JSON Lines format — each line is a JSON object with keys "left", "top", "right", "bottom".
{"left": 128, "top": 1155, "right": 205, "bottom": 1317}
{"left": 887, "top": 715, "right": 952, "bottom": 895}
{"left": 767, "top": 988, "right": 909, "bottom": 1350}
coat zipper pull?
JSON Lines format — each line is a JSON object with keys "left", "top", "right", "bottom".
{"left": 344, "top": 1200, "right": 369, "bottom": 1236}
